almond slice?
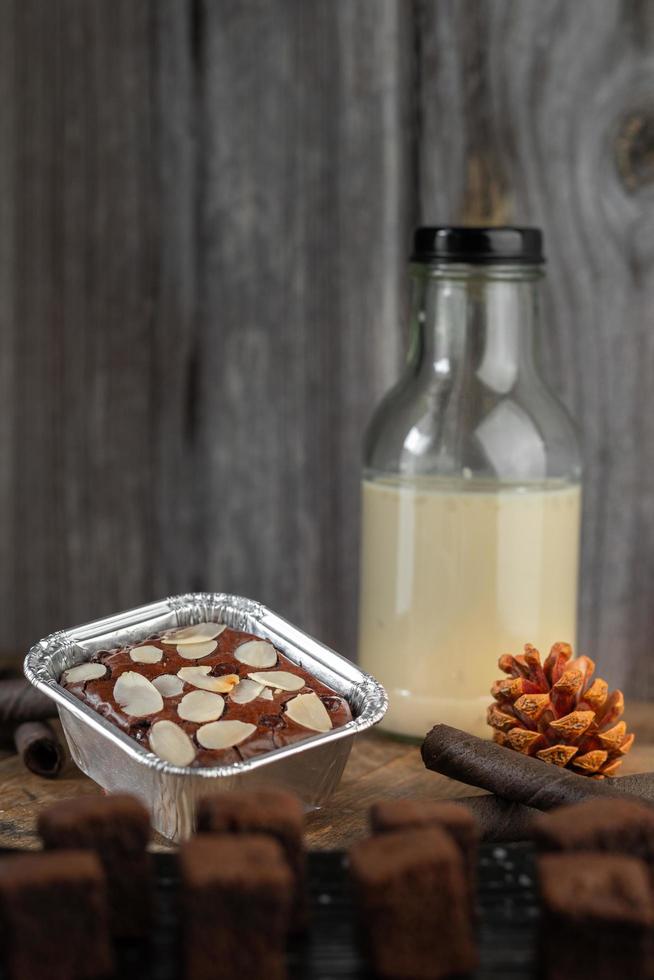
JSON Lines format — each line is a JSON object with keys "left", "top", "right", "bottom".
{"left": 229, "top": 678, "right": 265, "bottom": 704}
{"left": 196, "top": 720, "right": 256, "bottom": 750}
{"left": 130, "top": 644, "right": 163, "bottom": 664}
{"left": 177, "top": 690, "right": 224, "bottom": 723}
{"left": 161, "top": 623, "right": 226, "bottom": 645}
{"left": 178, "top": 666, "right": 239, "bottom": 694}
{"left": 284, "top": 692, "right": 332, "bottom": 732}
{"left": 177, "top": 640, "right": 218, "bottom": 661}
{"left": 149, "top": 720, "right": 195, "bottom": 766}
{"left": 62, "top": 663, "right": 107, "bottom": 685}
{"left": 234, "top": 640, "right": 277, "bottom": 669}
{"left": 114, "top": 672, "right": 164, "bottom": 717}
{"left": 152, "top": 674, "right": 184, "bottom": 698}
{"left": 247, "top": 670, "right": 304, "bottom": 692}
{"left": 260, "top": 688, "right": 274, "bottom": 701}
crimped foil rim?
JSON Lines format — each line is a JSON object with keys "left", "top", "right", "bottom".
{"left": 24, "top": 592, "right": 388, "bottom": 778}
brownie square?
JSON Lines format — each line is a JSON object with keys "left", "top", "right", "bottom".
{"left": 349, "top": 826, "right": 477, "bottom": 979}
{"left": 370, "top": 799, "right": 479, "bottom": 902}
{"left": 37, "top": 793, "right": 152, "bottom": 938}
{"left": 196, "top": 789, "right": 306, "bottom": 925}
{"left": 532, "top": 799, "right": 654, "bottom": 879}
{"left": 179, "top": 833, "right": 292, "bottom": 980}
{"left": 0, "top": 850, "right": 113, "bottom": 980}
{"left": 538, "top": 852, "right": 654, "bottom": 980}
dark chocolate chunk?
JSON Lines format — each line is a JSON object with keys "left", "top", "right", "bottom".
{"left": 533, "top": 798, "right": 654, "bottom": 879}
{"left": 179, "top": 834, "right": 292, "bottom": 980}
{"left": 370, "top": 799, "right": 479, "bottom": 903}
{"left": 37, "top": 793, "right": 152, "bottom": 938}
{"left": 196, "top": 789, "right": 306, "bottom": 928}
{"left": 349, "top": 826, "right": 477, "bottom": 979}
{"left": 0, "top": 850, "right": 113, "bottom": 980}
{"left": 538, "top": 852, "right": 654, "bottom": 980}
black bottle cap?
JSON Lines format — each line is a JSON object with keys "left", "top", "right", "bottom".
{"left": 411, "top": 226, "right": 544, "bottom": 264}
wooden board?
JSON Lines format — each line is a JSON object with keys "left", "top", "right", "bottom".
{"left": 0, "top": 1, "right": 653, "bottom": 698}
{"left": 0, "top": 703, "right": 652, "bottom": 852}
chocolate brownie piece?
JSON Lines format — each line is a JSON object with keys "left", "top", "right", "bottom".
{"left": 0, "top": 850, "right": 113, "bottom": 980}
{"left": 538, "top": 852, "right": 654, "bottom": 980}
{"left": 179, "top": 833, "right": 292, "bottom": 980}
{"left": 196, "top": 789, "right": 306, "bottom": 926}
{"left": 532, "top": 799, "right": 654, "bottom": 879}
{"left": 370, "top": 799, "right": 479, "bottom": 902}
{"left": 349, "top": 827, "right": 477, "bottom": 979}
{"left": 37, "top": 793, "right": 152, "bottom": 938}
{"left": 62, "top": 623, "right": 352, "bottom": 768}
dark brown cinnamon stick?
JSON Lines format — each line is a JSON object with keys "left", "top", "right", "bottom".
{"left": 422, "top": 724, "right": 654, "bottom": 812}
{"left": 0, "top": 679, "right": 57, "bottom": 728}
{"left": 455, "top": 771, "right": 654, "bottom": 842}
{"left": 13, "top": 721, "right": 64, "bottom": 778}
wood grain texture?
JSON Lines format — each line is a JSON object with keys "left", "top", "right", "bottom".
{"left": 0, "top": 0, "right": 653, "bottom": 700}
{"left": 416, "top": 0, "right": 654, "bottom": 695}
{"left": 196, "top": 0, "right": 414, "bottom": 655}
{"left": 0, "top": 0, "right": 162, "bottom": 650}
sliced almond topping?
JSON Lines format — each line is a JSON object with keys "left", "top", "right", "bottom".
{"left": 196, "top": 720, "right": 256, "bottom": 750}
{"left": 260, "top": 688, "right": 274, "bottom": 701}
{"left": 130, "top": 644, "right": 163, "bottom": 664}
{"left": 177, "top": 640, "right": 218, "bottom": 661}
{"left": 177, "top": 690, "right": 224, "bottom": 723}
{"left": 149, "top": 720, "right": 195, "bottom": 766}
{"left": 62, "top": 662, "right": 107, "bottom": 685}
{"left": 152, "top": 674, "right": 184, "bottom": 698}
{"left": 247, "top": 670, "right": 304, "bottom": 692}
{"left": 229, "top": 678, "right": 265, "bottom": 704}
{"left": 234, "top": 639, "right": 277, "bottom": 669}
{"left": 284, "top": 692, "right": 332, "bottom": 733}
{"left": 177, "top": 666, "right": 239, "bottom": 693}
{"left": 162, "top": 622, "right": 226, "bottom": 645}
{"left": 114, "top": 671, "right": 164, "bottom": 717}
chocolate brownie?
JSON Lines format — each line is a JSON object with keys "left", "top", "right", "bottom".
{"left": 538, "top": 852, "right": 654, "bottom": 980}
{"left": 370, "top": 799, "right": 479, "bottom": 903}
{"left": 61, "top": 622, "right": 351, "bottom": 768}
{"left": 0, "top": 850, "right": 113, "bottom": 980}
{"left": 37, "top": 793, "right": 152, "bottom": 938}
{"left": 179, "top": 833, "right": 292, "bottom": 980}
{"left": 349, "top": 826, "right": 477, "bottom": 979}
{"left": 196, "top": 789, "right": 306, "bottom": 926}
{"left": 532, "top": 798, "right": 654, "bottom": 879}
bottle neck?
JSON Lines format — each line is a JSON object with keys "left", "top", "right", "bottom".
{"left": 407, "top": 264, "right": 544, "bottom": 392}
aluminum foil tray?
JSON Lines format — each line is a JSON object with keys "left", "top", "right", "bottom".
{"left": 24, "top": 593, "right": 387, "bottom": 841}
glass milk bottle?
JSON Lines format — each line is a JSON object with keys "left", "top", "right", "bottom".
{"left": 358, "top": 227, "right": 582, "bottom": 739}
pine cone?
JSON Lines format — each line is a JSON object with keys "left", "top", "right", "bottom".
{"left": 488, "top": 643, "right": 634, "bottom": 777}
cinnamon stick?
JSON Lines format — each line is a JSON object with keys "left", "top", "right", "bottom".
{"left": 422, "top": 724, "right": 654, "bottom": 812}
{"left": 0, "top": 679, "right": 57, "bottom": 728}
{"left": 13, "top": 721, "right": 64, "bottom": 779}
{"left": 454, "top": 772, "right": 654, "bottom": 842}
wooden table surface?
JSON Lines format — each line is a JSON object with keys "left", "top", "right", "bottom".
{"left": 1, "top": 704, "right": 653, "bottom": 851}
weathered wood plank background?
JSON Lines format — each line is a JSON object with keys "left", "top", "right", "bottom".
{"left": 0, "top": 0, "right": 653, "bottom": 696}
